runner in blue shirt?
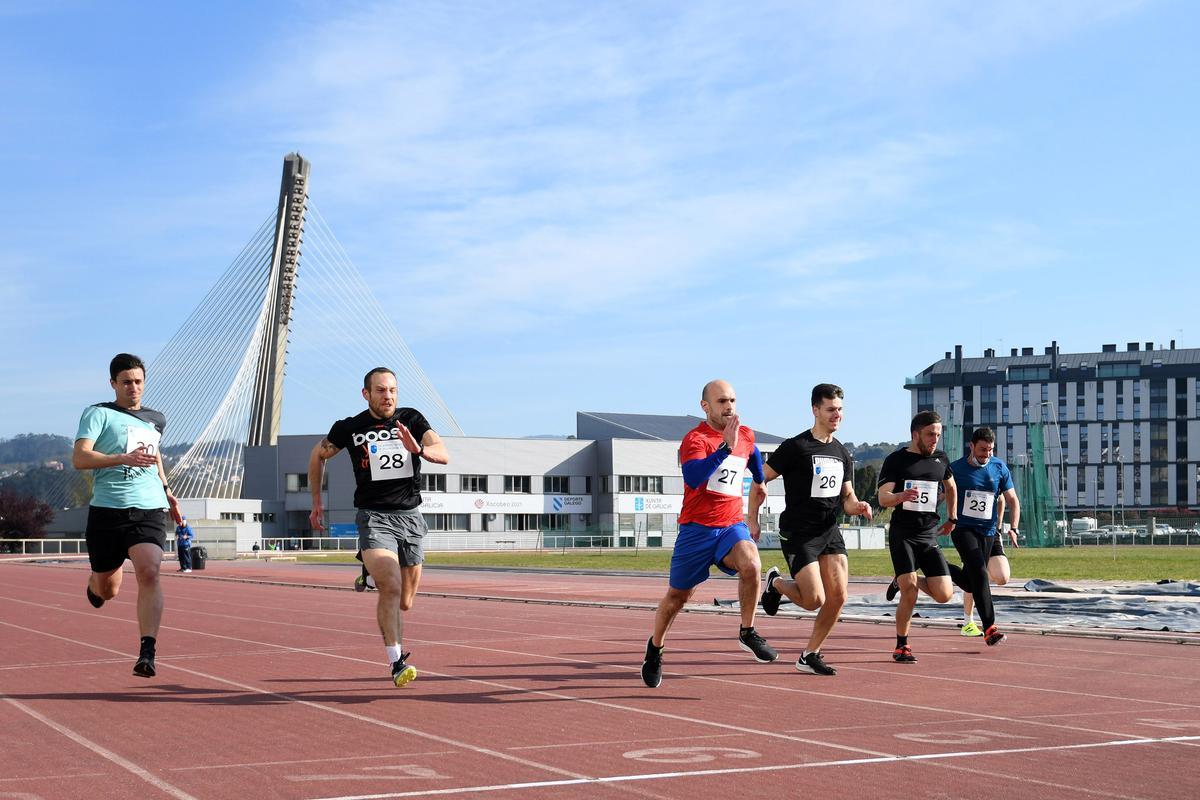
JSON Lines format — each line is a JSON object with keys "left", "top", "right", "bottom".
{"left": 947, "top": 427, "right": 1020, "bottom": 647}
{"left": 73, "top": 353, "right": 183, "bottom": 678}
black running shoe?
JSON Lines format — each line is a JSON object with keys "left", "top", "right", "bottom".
{"left": 738, "top": 627, "right": 778, "bottom": 663}
{"left": 885, "top": 578, "right": 900, "bottom": 602}
{"left": 86, "top": 585, "right": 104, "bottom": 609}
{"left": 796, "top": 651, "right": 837, "bottom": 676}
{"left": 132, "top": 652, "right": 156, "bottom": 681}
{"left": 392, "top": 652, "right": 417, "bottom": 687}
{"left": 984, "top": 625, "right": 1007, "bottom": 647}
{"left": 760, "top": 566, "right": 782, "bottom": 616}
{"left": 892, "top": 645, "right": 917, "bottom": 663}
{"left": 640, "top": 637, "right": 663, "bottom": 688}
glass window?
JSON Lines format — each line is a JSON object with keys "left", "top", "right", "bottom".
{"left": 504, "top": 513, "right": 540, "bottom": 531}
{"left": 539, "top": 514, "right": 570, "bottom": 531}
{"left": 420, "top": 473, "right": 446, "bottom": 492}
{"left": 424, "top": 513, "right": 470, "bottom": 531}
{"left": 618, "top": 476, "right": 664, "bottom": 493}
{"left": 504, "top": 475, "right": 532, "bottom": 494}
{"left": 461, "top": 474, "right": 488, "bottom": 493}
{"left": 543, "top": 475, "right": 570, "bottom": 493}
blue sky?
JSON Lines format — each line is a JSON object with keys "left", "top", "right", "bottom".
{"left": 2, "top": 0, "right": 1196, "bottom": 445}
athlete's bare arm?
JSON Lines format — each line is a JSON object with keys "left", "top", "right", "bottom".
{"left": 938, "top": 476, "right": 958, "bottom": 535}
{"left": 307, "top": 437, "right": 340, "bottom": 530}
{"left": 841, "top": 481, "right": 873, "bottom": 520}
{"left": 72, "top": 438, "right": 156, "bottom": 470}
{"left": 1001, "top": 487, "right": 1020, "bottom": 545}
{"left": 418, "top": 430, "right": 449, "bottom": 465}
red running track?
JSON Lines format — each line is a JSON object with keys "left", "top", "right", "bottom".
{"left": 1, "top": 559, "right": 1199, "bottom": 800}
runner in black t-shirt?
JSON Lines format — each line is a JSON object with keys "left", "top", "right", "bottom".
{"left": 876, "top": 410, "right": 957, "bottom": 663}
{"left": 750, "top": 384, "right": 872, "bottom": 676}
{"left": 308, "top": 367, "right": 449, "bottom": 687}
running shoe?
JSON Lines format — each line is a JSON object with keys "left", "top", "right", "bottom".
{"left": 86, "top": 585, "right": 104, "bottom": 609}
{"left": 796, "top": 651, "right": 837, "bottom": 676}
{"left": 641, "top": 637, "right": 664, "bottom": 688}
{"left": 984, "top": 625, "right": 1007, "bottom": 647}
{"left": 133, "top": 641, "right": 156, "bottom": 678}
{"left": 892, "top": 645, "right": 917, "bottom": 663}
{"left": 760, "top": 566, "right": 782, "bottom": 616}
{"left": 391, "top": 652, "right": 417, "bottom": 687}
{"left": 960, "top": 621, "right": 983, "bottom": 637}
{"left": 738, "top": 627, "right": 778, "bottom": 663}
{"left": 354, "top": 569, "right": 376, "bottom": 592}
{"left": 885, "top": 578, "right": 900, "bottom": 602}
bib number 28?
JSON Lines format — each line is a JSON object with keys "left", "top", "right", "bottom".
{"left": 369, "top": 440, "right": 413, "bottom": 481}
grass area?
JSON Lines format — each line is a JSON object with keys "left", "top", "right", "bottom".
{"left": 296, "top": 545, "right": 1200, "bottom": 582}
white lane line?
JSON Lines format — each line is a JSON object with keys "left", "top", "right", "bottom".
{"left": 0, "top": 614, "right": 898, "bottom": 762}
{"left": 0, "top": 772, "right": 106, "bottom": 783}
{"left": 0, "top": 620, "right": 592, "bottom": 783}
{"left": 303, "top": 735, "right": 1200, "bottom": 800}
{"left": 5, "top": 583, "right": 1198, "bottom": 751}
{"left": 2, "top": 697, "right": 201, "bottom": 800}
{"left": 2, "top": 591, "right": 1193, "bottom": 749}
{"left": 165, "top": 752, "right": 458, "bottom": 772}
{"left": 16, "top": 578, "right": 1200, "bottom": 694}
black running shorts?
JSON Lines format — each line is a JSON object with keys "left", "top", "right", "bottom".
{"left": 780, "top": 524, "right": 847, "bottom": 575}
{"left": 85, "top": 506, "right": 169, "bottom": 573}
{"left": 889, "top": 529, "right": 950, "bottom": 578}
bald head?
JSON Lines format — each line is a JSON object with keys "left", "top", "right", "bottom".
{"left": 700, "top": 379, "right": 737, "bottom": 430}
{"left": 702, "top": 379, "right": 733, "bottom": 403}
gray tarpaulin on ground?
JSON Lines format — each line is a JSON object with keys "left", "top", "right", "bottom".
{"left": 735, "top": 584, "right": 1200, "bottom": 633}
{"left": 1024, "top": 578, "right": 1200, "bottom": 596}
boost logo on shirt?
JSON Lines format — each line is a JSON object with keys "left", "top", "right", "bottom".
{"left": 352, "top": 428, "right": 402, "bottom": 447}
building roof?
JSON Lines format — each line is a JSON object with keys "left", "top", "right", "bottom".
{"left": 576, "top": 411, "right": 786, "bottom": 444}
{"left": 919, "top": 343, "right": 1200, "bottom": 376}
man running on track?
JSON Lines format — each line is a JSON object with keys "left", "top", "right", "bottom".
{"left": 73, "top": 353, "right": 183, "bottom": 677}
{"left": 753, "top": 383, "right": 873, "bottom": 676}
{"left": 961, "top": 493, "right": 1009, "bottom": 635}
{"left": 641, "top": 379, "right": 777, "bottom": 688}
{"left": 947, "top": 427, "right": 1020, "bottom": 647}
{"left": 308, "top": 367, "right": 448, "bottom": 687}
{"left": 877, "top": 410, "right": 956, "bottom": 663}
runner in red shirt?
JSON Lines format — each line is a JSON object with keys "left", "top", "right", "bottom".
{"left": 640, "top": 379, "right": 777, "bottom": 688}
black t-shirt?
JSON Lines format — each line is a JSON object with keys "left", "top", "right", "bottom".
{"left": 326, "top": 408, "right": 432, "bottom": 510}
{"left": 878, "top": 447, "right": 952, "bottom": 537}
{"left": 767, "top": 431, "right": 853, "bottom": 534}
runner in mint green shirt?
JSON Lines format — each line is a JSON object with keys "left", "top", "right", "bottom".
{"left": 73, "top": 353, "right": 182, "bottom": 678}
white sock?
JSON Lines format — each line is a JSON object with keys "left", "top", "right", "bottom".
{"left": 386, "top": 644, "right": 403, "bottom": 665}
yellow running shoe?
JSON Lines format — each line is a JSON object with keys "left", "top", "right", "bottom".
{"left": 960, "top": 621, "right": 983, "bottom": 637}
{"left": 391, "top": 653, "right": 417, "bottom": 687}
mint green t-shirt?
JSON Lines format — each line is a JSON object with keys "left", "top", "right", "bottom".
{"left": 75, "top": 403, "right": 169, "bottom": 510}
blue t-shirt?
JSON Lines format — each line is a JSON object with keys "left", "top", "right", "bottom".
{"left": 176, "top": 524, "right": 193, "bottom": 548}
{"left": 75, "top": 402, "right": 168, "bottom": 510}
{"left": 949, "top": 455, "right": 1013, "bottom": 535}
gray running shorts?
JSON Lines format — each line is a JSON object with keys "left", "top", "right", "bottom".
{"left": 356, "top": 508, "right": 426, "bottom": 566}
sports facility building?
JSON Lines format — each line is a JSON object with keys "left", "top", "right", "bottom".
{"left": 906, "top": 340, "right": 1200, "bottom": 513}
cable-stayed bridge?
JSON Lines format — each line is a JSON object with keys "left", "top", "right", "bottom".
{"left": 62, "top": 154, "right": 460, "bottom": 504}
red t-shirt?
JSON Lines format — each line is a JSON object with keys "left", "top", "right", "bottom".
{"left": 678, "top": 421, "right": 756, "bottom": 528}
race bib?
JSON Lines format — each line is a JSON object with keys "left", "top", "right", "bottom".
{"left": 810, "top": 456, "right": 844, "bottom": 498}
{"left": 902, "top": 479, "right": 937, "bottom": 513}
{"left": 368, "top": 440, "right": 414, "bottom": 481}
{"left": 708, "top": 455, "right": 747, "bottom": 497}
{"left": 963, "top": 489, "right": 995, "bottom": 521}
{"left": 125, "top": 425, "right": 161, "bottom": 457}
